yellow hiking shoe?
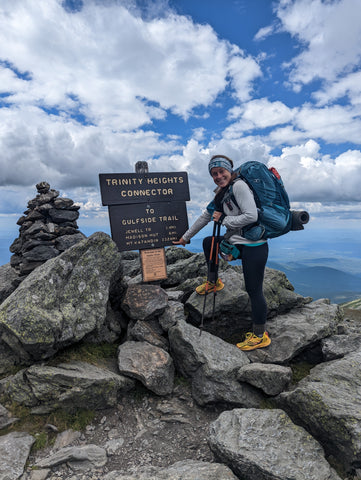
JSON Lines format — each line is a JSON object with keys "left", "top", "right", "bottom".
{"left": 236, "top": 332, "right": 271, "bottom": 351}
{"left": 195, "top": 278, "right": 224, "bottom": 295}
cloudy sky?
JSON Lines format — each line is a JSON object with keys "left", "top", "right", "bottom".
{"left": 1, "top": 0, "right": 361, "bottom": 237}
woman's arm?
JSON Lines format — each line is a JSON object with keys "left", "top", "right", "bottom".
{"left": 173, "top": 209, "right": 212, "bottom": 245}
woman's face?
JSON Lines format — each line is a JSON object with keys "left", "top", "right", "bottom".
{"left": 210, "top": 167, "right": 232, "bottom": 188}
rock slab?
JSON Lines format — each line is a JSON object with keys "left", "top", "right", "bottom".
{"left": 208, "top": 408, "right": 341, "bottom": 480}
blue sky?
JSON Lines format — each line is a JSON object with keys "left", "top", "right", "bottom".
{"left": 1, "top": 0, "right": 361, "bottom": 258}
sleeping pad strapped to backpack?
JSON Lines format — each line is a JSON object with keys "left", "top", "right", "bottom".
{"left": 208, "top": 160, "right": 309, "bottom": 243}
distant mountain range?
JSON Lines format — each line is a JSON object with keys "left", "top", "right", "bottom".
{"left": 266, "top": 261, "right": 361, "bottom": 304}
{"left": 183, "top": 238, "right": 361, "bottom": 305}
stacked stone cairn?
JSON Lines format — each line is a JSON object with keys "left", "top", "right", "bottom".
{"left": 9, "top": 181, "right": 86, "bottom": 284}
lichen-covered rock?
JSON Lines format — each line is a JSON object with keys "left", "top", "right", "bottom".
{"left": 168, "top": 319, "right": 264, "bottom": 407}
{"left": 0, "top": 232, "right": 121, "bottom": 364}
{"left": 276, "top": 348, "right": 361, "bottom": 472}
{"left": 208, "top": 409, "right": 342, "bottom": 480}
{"left": 2, "top": 361, "right": 134, "bottom": 414}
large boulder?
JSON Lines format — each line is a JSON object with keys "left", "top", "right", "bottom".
{"left": 185, "top": 267, "right": 311, "bottom": 339}
{"left": 0, "top": 232, "right": 121, "bottom": 365}
{"left": 276, "top": 348, "right": 361, "bottom": 472}
{"left": 244, "top": 299, "right": 342, "bottom": 364}
{"left": 208, "top": 408, "right": 341, "bottom": 480}
{"left": 168, "top": 318, "right": 264, "bottom": 407}
{"left": 1, "top": 361, "right": 134, "bottom": 414}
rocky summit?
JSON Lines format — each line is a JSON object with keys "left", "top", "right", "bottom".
{"left": 0, "top": 232, "right": 360, "bottom": 480}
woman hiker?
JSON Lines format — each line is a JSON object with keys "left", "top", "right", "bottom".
{"left": 173, "top": 154, "right": 271, "bottom": 351}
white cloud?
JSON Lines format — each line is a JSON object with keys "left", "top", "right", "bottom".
{"left": 227, "top": 47, "right": 262, "bottom": 102}
{"left": 295, "top": 104, "right": 361, "bottom": 144}
{"left": 0, "top": 0, "right": 259, "bottom": 129}
{"left": 0, "top": 105, "right": 182, "bottom": 190}
{"left": 254, "top": 24, "right": 275, "bottom": 42}
{"left": 276, "top": 0, "right": 361, "bottom": 88}
{"left": 314, "top": 70, "right": 361, "bottom": 106}
{"left": 238, "top": 98, "right": 295, "bottom": 129}
{"left": 269, "top": 140, "right": 361, "bottom": 202}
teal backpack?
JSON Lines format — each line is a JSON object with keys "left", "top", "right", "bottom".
{"left": 229, "top": 161, "right": 292, "bottom": 241}
{"left": 207, "top": 160, "right": 309, "bottom": 243}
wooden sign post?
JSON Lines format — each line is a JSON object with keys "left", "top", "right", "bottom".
{"left": 99, "top": 162, "right": 190, "bottom": 282}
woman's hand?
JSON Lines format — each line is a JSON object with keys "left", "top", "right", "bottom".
{"left": 172, "top": 237, "right": 186, "bottom": 246}
{"left": 213, "top": 211, "right": 224, "bottom": 223}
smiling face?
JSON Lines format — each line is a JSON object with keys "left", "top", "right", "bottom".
{"left": 210, "top": 167, "right": 232, "bottom": 188}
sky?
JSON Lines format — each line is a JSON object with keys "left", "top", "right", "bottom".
{"left": 1, "top": 0, "right": 361, "bottom": 252}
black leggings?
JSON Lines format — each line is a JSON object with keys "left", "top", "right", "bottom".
{"left": 203, "top": 236, "right": 268, "bottom": 326}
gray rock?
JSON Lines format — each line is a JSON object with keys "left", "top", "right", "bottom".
{"left": 22, "top": 244, "right": 58, "bottom": 261}
{"left": 3, "top": 360, "right": 134, "bottom": 414}
{"left": 128, "top": 320, "right": 169, "bottom": 351}
{"left": 103, "top": 460, "right": 238, "bottom": 479}
{"left": 121, "top": 284, "right": 168, "bottom": 321}
{"left": 321, "top": 333, "right": 361, "bottom": 360}
{"left": 0, "top": 403, "right": 18, "bottom": 430}
{"left": 168, "top": 319, "right": 264, "bottom": 407}
{"left": 185, "top": 268, "right": 251, "bottom": 336}
{"left": 117, "top": 341, "right": 174, "bottom": 395}
{"left": 165, "top": 290, "right": 184, "bottom": 301}
{"left": 276, "top": 348, "right": 361, "bottom": 472}
{"left": 48, "top": 208, "right": 79, "bottom": 223}
{"left": 165, "top": 245, "right": 194, "bottom": 264}
{"left": 34, "top": 444, "right": 107, "bottom": 471}
{"left": 208, "top": 408, "right": 342, "bottom": 480}
{"left": 161, "top": 252, "right": 209, "bottom": 287}
{"left": 0, "top": 232, "right": 121, "bottom": 364}
{"left": 185, "top": 267, "right": 310, "bottom": 339}
{"left": 53, "top": 197, "right": 75, "bottom": 209}
{"left": 237, "top": 363, "right": 292, "bottom": 396}
{"left": 55, "top": 232, "right": 86, "bottom": 252}
{"left": 158, "top": 300, "right": 186, "bottom": 331}
{"left": 244, "top": 299, "right": 341, "bottom": 364}
{"left": 0, "top": 340, "right": 19, "bottom": 376}
{"left": 0, "top": 431, "right": 35, "bottom": 480}
{"left": 25, "top": 468, "right": 51, "bottom": 480}
{"left": 0, "top": 263, "right": 18, "bottom": 304}
{"left": 53, "top": 429, "right": 81, "bottom": 450}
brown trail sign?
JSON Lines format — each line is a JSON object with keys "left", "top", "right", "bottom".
{"left": 99, "top": 163, "right": 190, "bottom": 281}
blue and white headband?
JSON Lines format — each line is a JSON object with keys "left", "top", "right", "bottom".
{"left": 208, "top": 157, "right": 233, "bottom": 175}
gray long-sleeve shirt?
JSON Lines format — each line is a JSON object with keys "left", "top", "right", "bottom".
{"left": 182, "top": 179, "right": 265, "bottom": 245}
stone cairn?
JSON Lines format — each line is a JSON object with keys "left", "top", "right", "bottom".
{"left": 10, "top": 182, "right": 86, "bottom": 284}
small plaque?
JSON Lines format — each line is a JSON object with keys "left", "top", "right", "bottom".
{"left": 140, "top": 248, "right": 167, "bottom": 282}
